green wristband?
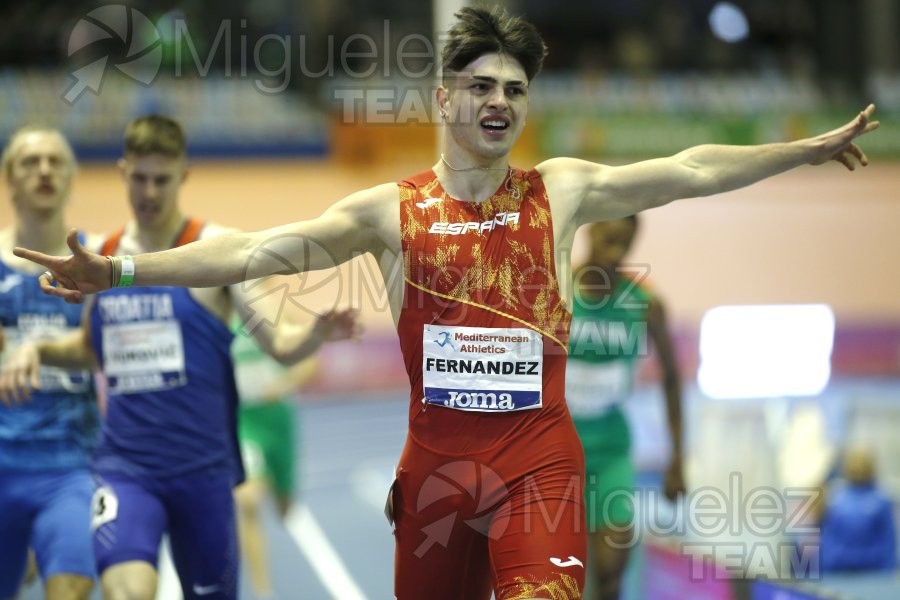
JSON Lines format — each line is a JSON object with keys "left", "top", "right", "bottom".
{"left": 118, "top": 255, "right": 135, "bottom": 287}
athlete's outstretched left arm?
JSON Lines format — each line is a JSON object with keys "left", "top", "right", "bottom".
{"left": 539, "top": 104, "right": 879, "bottom": 225}
{"left": 230, "top": 274, "right": 362, "bottom": 366}
{"left": 14, "top": 184, "right": 396, "bottom": 304}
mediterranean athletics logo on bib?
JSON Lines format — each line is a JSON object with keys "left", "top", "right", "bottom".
{"left": 422, "top": 325, "right": 543, "bottom": 412}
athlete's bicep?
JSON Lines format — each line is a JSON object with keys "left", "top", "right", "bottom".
{"left": 243, "top": 184, "right": 395, "bottom": 276}
{"left": 539, "top": 156, "right": 702, "bottom": 226}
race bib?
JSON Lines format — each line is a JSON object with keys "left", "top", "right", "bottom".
{"left": 102, "top": 321, "right": 187, "bottom": 394}
{"left": 565, "top": 359, "right": 633, "bottom": 417}
{"left": 422, "top": 325, "right": 543, "bottom": 412}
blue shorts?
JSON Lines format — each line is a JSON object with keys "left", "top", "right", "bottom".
{"left": 92, "top": 470, "right": 238, "bottom": 600}
{"left": 0, "top": 468, "right": 96, "bottom": 597}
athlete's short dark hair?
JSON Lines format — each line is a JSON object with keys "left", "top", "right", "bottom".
{"left": 442, "top": 6, "right": 548, "bottom": 82}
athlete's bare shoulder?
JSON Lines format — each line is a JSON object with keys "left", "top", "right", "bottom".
{"left": 338, "top": 182, "right": 400, "bottom": 216}
{"left": 535, "top": 157, "right": 610, "bottom": 200}
{"left": 327, "top": 181, "right": 401, "bottom": 254}
{"left": 535, "top": 157, "right": 625, "bottom": 228}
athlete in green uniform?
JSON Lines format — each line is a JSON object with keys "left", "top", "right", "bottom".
{"left": 567, "top": 216, "right": 685, "bottom": 600}
{"left": 231, "top": 307, "right": 355, "bottom": 599}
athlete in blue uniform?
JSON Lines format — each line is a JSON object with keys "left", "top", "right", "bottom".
{"left": 0, "top": 128, "right": 99, "bottom": 600}
{"left": 0, "top": 116, "right": 358, "bottom": 600}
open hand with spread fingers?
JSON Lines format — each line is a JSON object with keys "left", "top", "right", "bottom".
{"left": 808, "top": 103, "right": 880, "bottom": 170}
{"left": 13, "top": 229, "right": 112, "bottom": 304}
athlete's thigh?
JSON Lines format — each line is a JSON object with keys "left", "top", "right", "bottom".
{"left": 584, "top": 448, "right": 634, "bottom": 531}
{"left": 91, "top": 472, "right": 167, "bottom": 575}
{"left": 237, "top": 406, "right": 268, "bottom": 483}
{"left": 391, "top": 449, "right": 494, "bottom": 600}
{"left": 490, "top": 470, "right": 587, "bottom": 600}
{"left": 0, "top": 471, "right": 33, "bottom": 597}
{"left": 263, "top": 415, "right": 295, "bottom": 497}
{"left": 31, "top": 469, "right": 96, "bottom": 580}
{"left": 238, "top": 438, "right": 267, "bottom": 484}
{"left": 165, "top": 471, "right": 238, "bottom": 600}
{"left": 242, "top": 403, "right": 294, "bottom": 495}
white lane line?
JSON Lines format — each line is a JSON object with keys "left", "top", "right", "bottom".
{"left": 156, "top": 536, "right": 183, "bottom": 600}
{"left": 285, "top": 504, "right": 368, "bottom": 600}
{"left": 349, "top": 462, "right": 394, "bottom": 513}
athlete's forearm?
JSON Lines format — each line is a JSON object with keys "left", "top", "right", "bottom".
{"left": 672, "top": 140, "right": 812, "bottom": 199}
{"left": 133, "top": 219, "right": 362, "bottom": 289}
{"left": 264, "top": 358, "right": 317, "bottom": 397}
{"left": 572, "top": 140, "right": 821, "bottom": 223}
{"left": 268, "top": 322, "right": 329, "bottom": 366}
{"left": 37, "top": 330, "right": 95, "bottom": 369}
{"left": 647, "top": 299, "right": 683, "bottom": 459}
{"left": 133, "top": 231, "right": 260, "bottom": 288}
{"left": 662, "top": 373, "right": 683, "bottom": 460}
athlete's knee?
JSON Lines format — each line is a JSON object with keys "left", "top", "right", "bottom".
{"left": 234, "top": 481, "right": 266, "bottom": 519}
{"left": 101, "top": 580, "right": 154, "bottom": 600}
{"left": 101, "top": 562, "right": 156, "bottom": 600}
{"left": 44, "top": 573, "right": 94, "bottom": 600}
{"left": 590, "top": 530, "right": 633, "bottom": 576}
{"left": 274, "top": 495, "right": 292, "bottom": 520}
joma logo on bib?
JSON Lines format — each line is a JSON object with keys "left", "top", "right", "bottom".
{"left": 444, "top": 391, "right": 514, "bottom": 410}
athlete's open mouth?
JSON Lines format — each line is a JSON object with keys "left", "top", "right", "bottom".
{"left": 480, "top": 117, "right": 510, "bottom": 132}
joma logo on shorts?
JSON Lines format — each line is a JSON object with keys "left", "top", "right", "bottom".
{"left": 429, "top": 211, "right": 520, "bottom": 235}
{"left": 444, "top": 391, "right": 514, "bottom": 410}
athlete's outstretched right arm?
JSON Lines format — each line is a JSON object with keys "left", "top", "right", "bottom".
{"left": 14, "top": 184, "right": 396, "bottom": 304}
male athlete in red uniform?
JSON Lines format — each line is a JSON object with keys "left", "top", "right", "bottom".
{"left": 11, "top": 7, "right": 879, "bottom": 600}
{"left": 393, "top": 168, "right": 583, "bottom": 598}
